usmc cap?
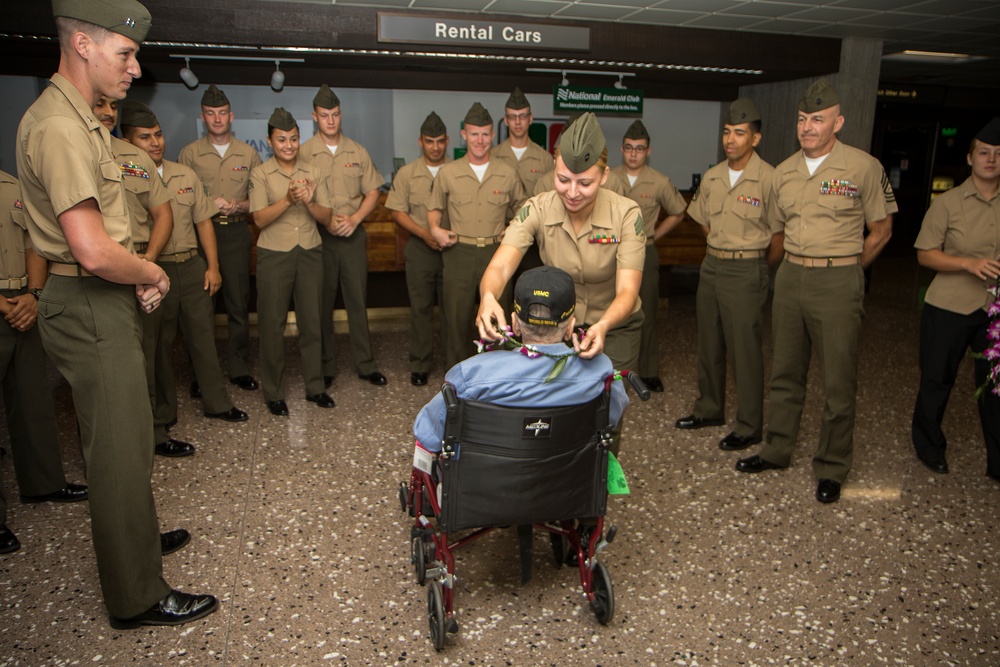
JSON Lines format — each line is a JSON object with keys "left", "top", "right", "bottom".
{"left": 463, "top": 102, "right": 492, "bottom": 128}
{"left": 313, "top": 84, "right": 340, "bottom": 110}
{"left": 623, "top": 120, "right": 650, "bottom": 142}
{"left": 514, "top": 266, "right": 576, "bottom": 327}
{"left": 268, "top": 107, "right": 297, "bottom": 132}
{"left": 975, "top": 117, "right": 1000, "bottom": 146}
{"left": 559, "top": 112, "right": 605, "bottom": 174}
{"left": 728, "top": 98, "right": 761, "bottom": 125}
{"left": 420, "top": 112, "right": 446, "bottom": 138}
{"left": 119, "top": 100, "right": 158, "bottom": 129}
{"left": 53, "top": 0, "right": 152, "bottom": 42}
{"left": 798, "top": 79, "right": 840, "bottom": 113}
{"left": 201, "top": 84, "right": 229, "bottom": 108}
{"left": 505, "top": 87, "right": 530, "bottom": 111}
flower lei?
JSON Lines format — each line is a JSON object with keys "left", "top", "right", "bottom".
{"left": 474, "top": 325, "right": 583, "bottom": 382}
{"left": 975, "top": 278, "right": 1000, "bottom": 401}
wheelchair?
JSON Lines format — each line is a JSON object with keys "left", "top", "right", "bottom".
{"left": 399, "top": 370, "right": 649, "bottom": 650}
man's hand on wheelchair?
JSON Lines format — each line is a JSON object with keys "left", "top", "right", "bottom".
{"left": 476, "top": 293, "right": 508, "bottom": 341}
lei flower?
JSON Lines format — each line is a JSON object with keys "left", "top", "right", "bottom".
{"left": 474, "top": 325, "right": 583, "bottom": 382}
{"left": 975, "top": 279, "right": 1000, "bottom": 401}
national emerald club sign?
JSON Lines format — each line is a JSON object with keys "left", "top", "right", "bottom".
{"left": 554, "top": 85, "right": 643, "bottom": 115}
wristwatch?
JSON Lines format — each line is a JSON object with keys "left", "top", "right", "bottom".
{"left": 30, "top": 288, "right": 43, "bottom": 300}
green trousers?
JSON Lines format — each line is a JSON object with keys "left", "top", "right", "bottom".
{"left": 637, "top": 244, "right": 661, "bottom": 377}
{"left": 441, "top": 243, "right": 511, "bottom": 370}
{"left": 319, "top": 226, "right": 377, "bottom": 377}
{"left": 404, "top": 236, "right": 445, "bottom": 374}
{"left": 600, "top": 307, "right": 643, "bottom": 374}
{"left": 212, "top": 220, "right": 253, "bottom": 378}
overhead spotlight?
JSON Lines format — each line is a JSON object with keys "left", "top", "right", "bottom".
{"left": 270, "top": 60, "right": 285, "bottom": 91}
{"left": 179, "top": 57, "right": 198, "bottom": 88}
{"left": 614, "top": 75, "right": 626, "bottom": 90}
{"left": 560, "top": 71, "right": 569, "bottom": 86}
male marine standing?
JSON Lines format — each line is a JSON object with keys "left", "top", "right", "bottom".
{"left": 493, "top": 87, "right": 553, "bottom": 207}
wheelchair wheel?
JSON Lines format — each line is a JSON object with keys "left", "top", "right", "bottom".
{"left": 589, "top": 562, "right": 615, "bottom": 625}
{"left": 549, "top": 532, "right": 569, "bottom": 567}
{"left": 398, "top": 482, "right": 408, "bottom": 513}
{"left": 427, "top": 580, "right": 446, "bottom": 650}
{"left": 411, "top": 536, "right": 427, "bottom": 585}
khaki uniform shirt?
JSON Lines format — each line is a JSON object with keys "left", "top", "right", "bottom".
{"left": 111, "top": 136, "right": 170, "bottom": 245}
{"left": 0, "top": 170, "right": 29, "bottom": 279}
{"left": 493, "top": 138, "right": 553, "bottom": 206}
{"left": 533, "top": 168, "right": 627, "bottom": 197}
{"left": 915, "top": 177, "right": 999, "bottom": 315}
{"left": 249, "top": 158, "right": 330, "bottom": 252}
{"left": 385, "top": 156, "right": 448, "bottom": 230}
{"left": 770, "top": 140, "right": 897, "bottom": 257}
{"left": 16, "top": 73, "right": 132, "bottom": 263}
{"left": 503, "top": 188, "right": 645, "bottom": 324}
{"left": 688, "top": 152, "right": 776, "bottom": 251}
{"left": 612, "top": 164, "right": 687, "bottom": 241}
{"left": 300, "top": 134, "right": 384, "bottom": 217}
{"left": 177, "top": 135, "right": 261, "bottom": 204}
{"left": 159, "top": 160, "right": 219, "bottom": 255}
{"left": 428, "top": 156, "right": 525, "bottom": 238}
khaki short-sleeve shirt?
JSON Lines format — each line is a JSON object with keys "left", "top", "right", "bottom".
{"left": 612, "top": 165, "right": 688, "bottom": 240}
{"left": 250, "top": 158, "right": 329, "bottom": 252}
{"left": 159, "top": 160, "right": 219, "bottom": 255}
{"left": 769, "top": 140, "right": 897, "bottom": 257}
{"left": 428, "top": 156, "right": 525, "bottom": 238}
{"left": 16, "top": 74, "right": 133, "bottom": 263}
{"left": 0, "top": 170, "right": 28, "bottom": 279}
{"left": 915, "top": 177, "right": 1000, "bottom": 315}
{"left": 532, "top": 168, "right": 627, "bottom": 197}
{"left": 493, "top": 138, "right": 554, "bottom": 206}
{"left": 385, "top": 156, "right": 448, "bottom": 230}
{"left": 688, "top": 152, "right": 776, "bottom": 250}
{"left": 300, "top": 134, "right": 384, "bottom": 217}
{"left": 502, "top": 188, "right": 645, "bottom": 324}
{"left": 111, "top": 136, "right": 170, "bottom": 244}
{"left": 177, "top": 135, "right": 262, "bottom": 203}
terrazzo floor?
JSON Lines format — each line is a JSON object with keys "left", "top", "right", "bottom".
{"left": 1, "top": 255, "right": 997, "bottom": 666}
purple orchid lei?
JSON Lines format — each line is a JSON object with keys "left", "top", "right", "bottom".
{"left": 474, "top": 324, "right": 585, "bottom": 382}
{"left": 976, "top": 279, "right": 1000, "bottom": 401}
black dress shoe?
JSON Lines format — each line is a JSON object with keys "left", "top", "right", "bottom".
{"left": 205, "top": 407, "right": 249, "bottom": 422}
{"left": 735, "top": 455, "right": 784, "bottom": 473}
{"left": 160, "top": 529, "right": 191, "bottom": 556}
{"left": 306, "top": 392, "right": 336, "bottom": 408}
{"left": 324, "top": 375, "right": 333, "bottom": 389}
{"left": 155, "top": 438, "right": 195, "bottom": 458}
{"left": 640, "top": 376, "right": 665, "bottom": 392}
{"left": 0, "top": 524, "right": 21, "bottom": 554}
{"left": 816, "top": 478, "right": 841, "bottom": 503}
{"left": 719, "top": 432, "right": 762, "bottom": 451}
{"left": 21, "top": 482, "right": 89, "bottom": 504}
{"left": 675, "top": 414, "right": 725, "bottom": 430}
{"left": 916, "top": 450, "right": 948, "bottom": 474}
{"left": 189, "top": 381, "right": 201, "bottom": 398}
{"left": 410, "top": 372, "right": 428, "bottom": 386}
{"left": 358, "top": 371, "right": 387, "bottom": 386}
{"left": 229, "top": 375, "right": 259, "bottom": 391}
{"left": 267, "top": 400, "right": 289, "bottom": 416}
{"left": 108, "top": 589, "right": 219, "bottom": 630}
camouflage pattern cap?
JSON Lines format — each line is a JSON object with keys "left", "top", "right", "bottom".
{"left": 505, "top": 87, "right": 530, "bottom": 111}
{"left": 463, "top": 102, "right": 492, "bottom": 128}
{"left": 798, "top": 78, "right": 840, "bottom": 113}
{"left": 420, "top": 111, "right": 447, "bottom": 138}
{"left": 623, "top": 119, "right": 650, "bottom": 142}
{"left": 313, "top": 84, "right": 340, "bottom": 110}
{"left": 558, "top": 112, "right": 605, "bottom": 174}
{"left": 119, "top": 99, "right": 158, "bottom": 129}
{"left": 52, "top": 0, "right": 152, "bottom": 42}
{"left": 268, "top": 107, "right": 297, "bottom": 132}
{"left": 975, "top": 116, "right": 1000, "bottom": 146}
{"left": 201, "top": 84, "right": 229, "bottom": 108}
{"left": 728, "top": 97, "right": 761, "bottom": 125}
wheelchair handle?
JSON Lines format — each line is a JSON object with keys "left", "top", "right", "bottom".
{"left": 624, "top": 371, "right": 651, "bottom": 401}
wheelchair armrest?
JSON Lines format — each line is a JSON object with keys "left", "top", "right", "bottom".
{"left": 441, "top": 382, "right": 460, "bottom": 456}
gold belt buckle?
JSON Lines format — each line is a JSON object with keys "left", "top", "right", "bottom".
{"left": 827, "top": 257, "right": 834, "bottom": 268}
{"left": 476, "top": 236, "right": 486, "bottom": 248}
{"left": 217, "top": 214, "right": 229, "bottom": 225}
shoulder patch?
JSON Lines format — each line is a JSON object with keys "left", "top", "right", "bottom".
{"left": 880, "top": 168, "right": 896, "bottom": 203}
{"left": 633, "top": 213, "right": 644, "bottom": 237}
{"left": 515, "top": 203, "right": 531, "bottom": 223}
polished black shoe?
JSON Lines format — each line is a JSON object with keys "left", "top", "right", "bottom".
{"left": 229, "top": 375, "right": 259, "bottom": 391}
{"left": 324, "top": 375, "right": 334, "bottom": 389}
{"left": 640, "top": 376, "right": 665, "bottom": 392}
{"left": 160, "top": 529, "right": 191, "bottom": 556}
{"left": 916, "top": 450, "right": 949, "bottom": 474}
{"left": 267, "top": 400, "right": 289, "bottom": 417}
{"left": 735, "top": 455, "right": 784, "bottom": 473}
{"left": 306, "top": 392, "right": 336, "bottom": 408}
{"left": 719, "top": 432, "right": 762, "bottom": 451}
{"left": 205, "top": 407, "right": 249, "bottom": 423}
{"left": 189, "top": 381, "right": 201, "bottom": 398}
{"left": 816, "top": 478, "right": 842, "bottom": 503}
{"left": 410, "top": 372, "right": 428, "bottom": 386}
{"left": 155, "top": 438, "right": 195, "bottom": 458}
{"left": 109, "top": 589, "right": 219, "bottom": 630}
{"left": 21, "top": 482, "right": 89, "bottom": 504}
{"left": 0, "top": 524, "right": 21, "bottom": 554}
{"left": 675, "top": 414, "right": 725, "bottom": 430}
{"left": 358, "top": 371, "right": 388, "bottom": 386}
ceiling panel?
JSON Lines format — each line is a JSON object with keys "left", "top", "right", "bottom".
{"left": 678, "top": 13, "right": 769, "bottom": 29}
{"left": 718, "top": 2, "right": 807, "bottom": 18}
{"left": 485, "top": 0, "right": 570, "bottom": 17}
{"left": 549, "top": 4, "right": 638, "bottom": 20}
{"left": 784, "top": 6, "right": 876, "bottom": 22}
{"left": 657, "top": 0, "right": 744, "bottom": 11}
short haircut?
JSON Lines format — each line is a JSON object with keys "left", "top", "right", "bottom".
{"left": 55, "top": 16, "right": 113, "bottom": 45}
{"left": 518, "top": 304, "right": 571, "bottom": 344}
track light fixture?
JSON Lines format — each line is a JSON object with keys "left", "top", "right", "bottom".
{"left": 169, "top": 54, "right": 304, "bottom": 89}
{"left": 560, "top": 71, "right": 569, "bottom": 86}
{"left": 271, "top": 61, "right": 285, "bottom": 91}
{"left": 614, "top": 75, "right": 626, "bottom": 90}
{"left": 179, "top": 57, "right": 199, "bottom": 88}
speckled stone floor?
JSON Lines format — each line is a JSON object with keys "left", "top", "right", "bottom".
{"left": 1, "top": 255, "right": 997, "bottom": 666}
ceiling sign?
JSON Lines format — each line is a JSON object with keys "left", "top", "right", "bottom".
{"left": 378, "top": 13, "right": 590, "bottom": 51}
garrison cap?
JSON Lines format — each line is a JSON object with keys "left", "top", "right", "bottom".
{"left": 420, "top": 111, "right": 447, "bottom": 138}
{"left": 52, "top": 0, "right": 152, "bottom": 43}
{"left": 313, "top": 84, "right": 340, "bottom": 110}
{"left": 728, "top": 97, "right": 761, "bottom": 125}
{"left": 623, "top": 120, "right": 650, "bottom": 142}
{"left": 119, "top": 100, "right": 158, "bottom": 129}
{"left": 201, "top": 84, "right": 229, "bottom": 108}
{"left": 463, "top": 102, "right": 492, "bottom": 128}
{"left": 798, "top": 78, "right": 840, "bottom": 113}
{"left": 268, "top": 107, "right": 297, "bottom": 132}
{"left": 975, "top": 117, "right": 1000, "bottom": 146}
{"left": 558, "top": 112, "right": 605, "bottom": 174}
{"left": 514, "top": 266, "right": 576, "bottom": 327}
{"left": 505, "top": 87, "right": 530, "bottom": 111}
